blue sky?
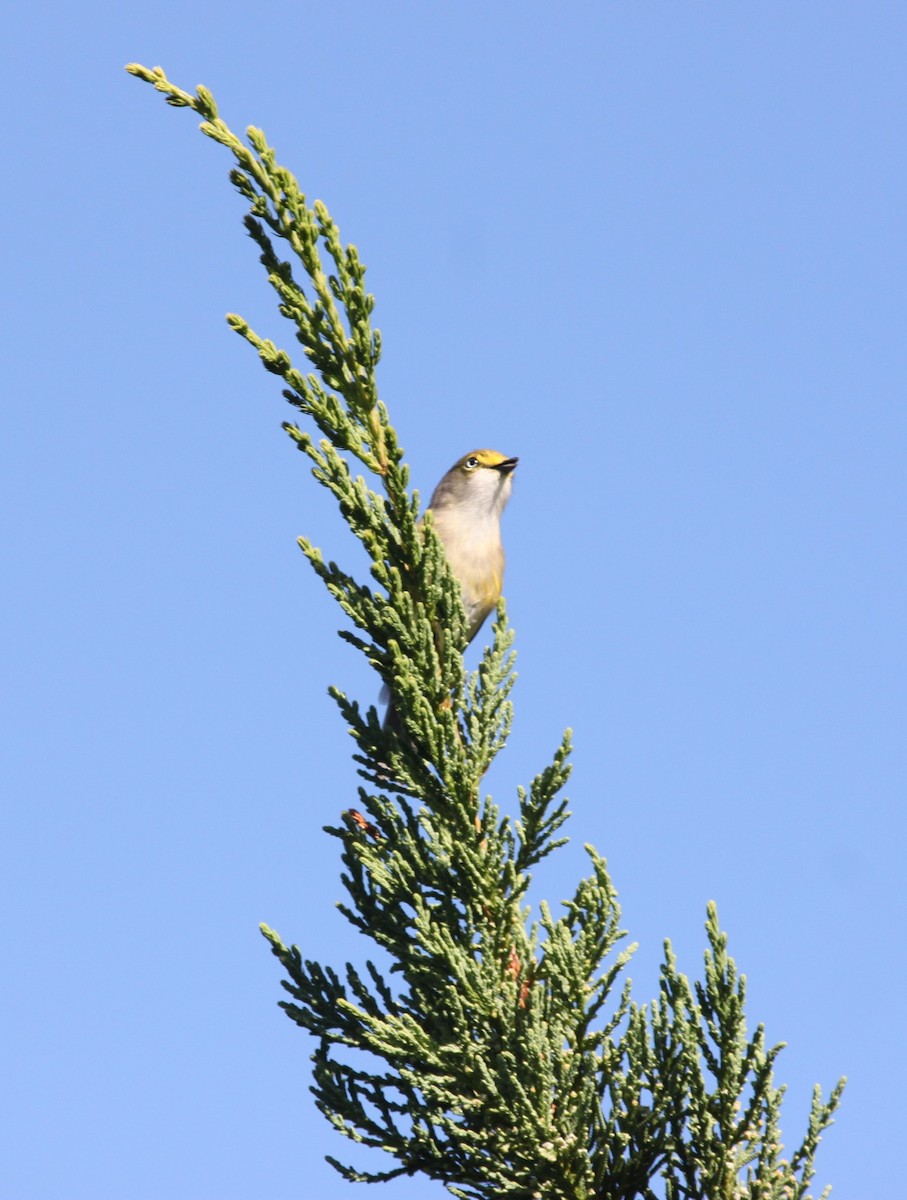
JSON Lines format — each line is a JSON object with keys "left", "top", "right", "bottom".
{"left": 3, "top": 4, "right": 905, "bottom": 1197}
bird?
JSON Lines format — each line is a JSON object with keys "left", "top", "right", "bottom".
{"left": 426, "top": 448, "right": 518, "bottom": 642}
{"left": 382, "top": 448, "right": 518, "bottom": 730}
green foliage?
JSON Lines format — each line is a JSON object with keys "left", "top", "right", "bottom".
{"left": 128, "top": 64, "right": 845, "bottom": 1200}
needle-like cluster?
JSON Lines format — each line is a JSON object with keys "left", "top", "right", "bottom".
{"left": 128, "top": 64, "right": 845, "bottom": 1200}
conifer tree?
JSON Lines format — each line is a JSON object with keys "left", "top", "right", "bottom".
{"left": 127, "top": 64, "right": 845, "bottom": 1200}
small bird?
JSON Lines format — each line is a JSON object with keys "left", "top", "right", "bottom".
{"left": 426, "top": 448, "right": 519, "bottom": 642}
{"left": 383, "top": 448, "right": 518, "bottom": 730}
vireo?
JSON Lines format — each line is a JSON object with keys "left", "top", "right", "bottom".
{"left": 426, "top": 448, "right": 518, "bottom": 642}
{"left": 383, "top": 448, "right": 517, "bottom": 729}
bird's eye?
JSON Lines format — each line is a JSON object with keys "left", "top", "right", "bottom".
{"left": 464, "top": 456, "right": 479, "bottom": 470}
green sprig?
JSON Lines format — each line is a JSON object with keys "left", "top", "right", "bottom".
{"left": 129, "top": 63, "right": 845, "bottom": 1200}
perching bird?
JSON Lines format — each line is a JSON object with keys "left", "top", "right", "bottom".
{"left": 426, "top": 448, "right": 518, "bottom": 641}
{"left": 383, "top": 448, "right": 517, "bottom": 729}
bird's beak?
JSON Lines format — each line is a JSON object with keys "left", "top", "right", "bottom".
{"left": 496, "top": 456, "right": 518, "bottom": 474}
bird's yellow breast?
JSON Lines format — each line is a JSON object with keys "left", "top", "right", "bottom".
{"left": 432, "top": 521, "right": 504, "bottom": 639}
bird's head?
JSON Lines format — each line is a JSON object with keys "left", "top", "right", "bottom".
{"left": 430, "top": 449, "right": 518, "bottom": 519}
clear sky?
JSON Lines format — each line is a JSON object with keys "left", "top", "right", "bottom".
{"left": 3, "top": 4, "right": 904, "bottom": 1198}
